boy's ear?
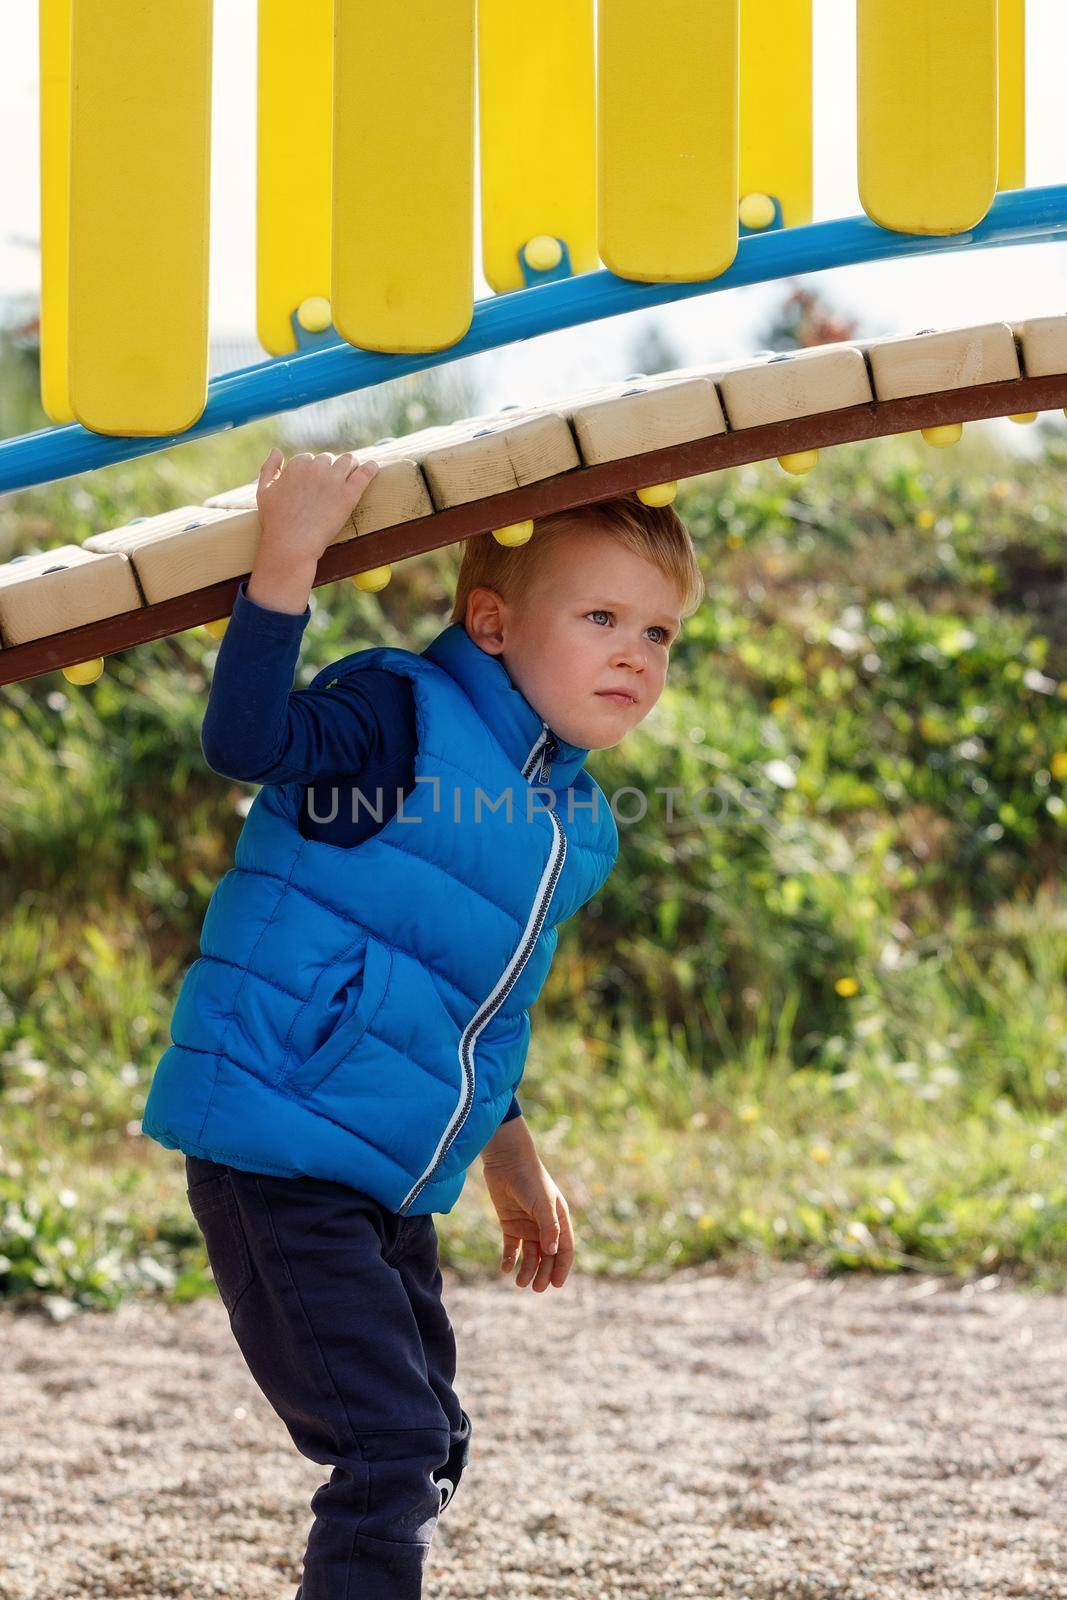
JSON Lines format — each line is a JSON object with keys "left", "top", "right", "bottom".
{"left": 465, "top": 586, "right": 507, "bottom": 656}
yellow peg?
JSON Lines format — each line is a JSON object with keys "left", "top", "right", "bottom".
{"left": 297, "top": 296, "right": 333, "bottom": 333}
{"left": 921, "top": 423, "right": 963, "bottom": 448}
{"left": 492, "top": 521, "right": 534, "bottom": 547}
{"left": 202, "top": 617, "right": 229, "bottom": 639}
{"left": 739, "top": 192, "right": 776, "bottom": 232}
{"left": 522, "top": 236, "right": 563, "bottom": 273}
{"left": 1008, "top": 412, "right": 1038, "bottom": 425}
{"left": 778, "top": 450, "right": 819, "bottom": 475}
{"left": 61, "top": 658, "right": 104, "bottom": 685}
{"left": 636, "top": 482, "right": 678, "bottom": 507}
{"left": 352, "top": 566, "right": 393, "bottom": 592}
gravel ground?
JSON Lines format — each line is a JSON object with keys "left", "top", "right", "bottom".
{"left": 2, "top": 1264, "right": 1066, "bottom": 1600}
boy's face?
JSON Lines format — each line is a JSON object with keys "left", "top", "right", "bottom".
{"left": 465, "top": 526, "right": 683, "bottom": 751}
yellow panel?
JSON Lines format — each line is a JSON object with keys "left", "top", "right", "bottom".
{"left": 478, "top": 0, "right": 596, "bottom": 293}
{"left": 998, "top": 0, "right": 1026, "bottom": 191}
{"left": 257, "top": 0, "right": 333, "bottom": 356}
{"left": 739, "top": 0, "right": 812, "bottom": 227}
{"left": 598, "top": 0, "right": 739, "bottom": 282}
{"left": 68, "top": 0, "right": 212, "bottom": 435}
{"left": 39, "top": 0, "right": 73, "bottom": 423}
{"left": 857, "top": 0, "right": 997, "bottom": 235}
{"left": 333, "top": 0, "right": 474, "bottom": 354}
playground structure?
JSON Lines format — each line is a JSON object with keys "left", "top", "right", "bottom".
{"left": 2, "top": 0, "right": 1066, "bottom": 687}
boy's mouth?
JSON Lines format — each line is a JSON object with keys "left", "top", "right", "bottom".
{"left": 596, "top": 689, "right": 637, "bottom": 706}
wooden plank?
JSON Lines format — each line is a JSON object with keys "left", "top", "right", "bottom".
{"left": 570, "top": 372, "right": 727, "bottom": 465}
{"left": 598, "top": 0, "right": 739, "bottom": 281}
{"left": 739, "top": 0, "right": 813, "bottom": 227}
{"left": 421, "top": 411, "right": 580, "bottom": 509}
{"left": 1014, "top": 316, "right": 1067, "bottom": 377}
{"left": 206, "top": 446, "right": 435, "bottom": 532}
{"left": 478, "top": 0, "right": 596, "bottom": 292}
{"left": 718, "top": 346, "right": 873, "bottom": 427}
{"left": 861, "top": 324, "right": 1019, "bottom": 399}
{"left": 257, "top": 0, "right": 334, "bottom": 356}
{"left": 84, "top": 508, "right": 261, "bottom": 603}
{"left": 332, "top": 0, "right": 475, "bottom": 352}
{"left": 857, "top": 0, "right": 997, "bottom": 234}
{"left": 68, "top": 0, "right": 212, "bottom": 433}
{"left": 0, "top": 547, "right": 141, "bottom": 646}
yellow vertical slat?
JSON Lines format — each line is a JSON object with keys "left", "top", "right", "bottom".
{"left": 998, "top": 0, "right": 1026, "bottom": 191}
{"left": 478, "top": 0, "right": 596, "bottom": 293}
{"left": 598, "top": 0, "right": 739, "bottom": 282}
{"left": 68, "top": 0, "right": 212, "bottom": 436}
{"left": 739, "top": 0, "right": 812, "bottom": 228}
{"left": 39, "top": 0, "right": 73, "bottom": 424}
{"left": 257, "top": 0, "right": 334, "bottom": 356}
{"left": 332, "top": 0, "right": 474, "bottom": 354}
{"left": 857, "top": 0, "right": 997, "bottom": 236}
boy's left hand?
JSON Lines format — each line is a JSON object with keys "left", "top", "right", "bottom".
{"left": 480, "top": 1122, "right": 574, "bottom": 1292}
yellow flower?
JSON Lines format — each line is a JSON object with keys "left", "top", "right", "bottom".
{"left": 725, "top": 533, "right": 743, "bottom": 550}
{"left": 1051, "top": 752, "right": 1067, "bottom": 782}
{"left": 811, "top": 1144, "right": 831, "bottom": 1164}
{"left": 835, "top": 976, "right": 859, "bottom": 997}
{"left": 917, "top": 509, "right": 936, "bottom": 529}
{"left": 738, "top": 1103, "right": 760, "bottom": 1123}
{"left": 769, "top": 696, "right": 788, "bottom": 714}
{"left": 698, "top": 1213, "right": 715, "bottom": 1230}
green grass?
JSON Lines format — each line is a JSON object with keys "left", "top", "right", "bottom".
{"left": 2, "top": 343, "right": 1067, "bottom": 1310}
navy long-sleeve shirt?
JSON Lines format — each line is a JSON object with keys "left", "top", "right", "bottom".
{"left": 200, "top": 578, "right": 522, "bottom": 1123}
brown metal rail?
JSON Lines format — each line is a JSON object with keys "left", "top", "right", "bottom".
{"left": 3, "top": 370, "right": 1066, "bottom": 687}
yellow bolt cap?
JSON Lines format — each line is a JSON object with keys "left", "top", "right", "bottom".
{"left": 492, "top": 521, "right": 534, "bottom": 547}
{"left": 636, "top": 482, "right": 677, "bottom": 507}
{"left": 778, "top": 450, "right": 819, "bottom": 475}
{"left": 523, "top": 235, "right": 563, "bottom": 272}
{"left": 352, "top": 565, "right": 392, "bottom": 592}
{"left": 202, "top": 617, "right": 229, "bottom": 639}
{"left": 921, "top": 423, "right": 963, "bottom": 448}
{"left": 1008, "top": 412, "right": 1038, "bottom": 425}
{"left": 61, "top": 658, "right": 104, "bottom": 685}
{"left": 297, "top": 295, "right": 332, "bottom": 333}
{"left": 739, "top": 192, "right": 776, "bottom": 231}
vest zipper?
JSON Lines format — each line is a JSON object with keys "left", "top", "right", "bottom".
{"left": 397, "top": 721, "right": 567, "bottom": 1215}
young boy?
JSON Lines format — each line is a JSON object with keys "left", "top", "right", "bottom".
{"left": 141, "top": 444, "right": 703, "bottom": 1599}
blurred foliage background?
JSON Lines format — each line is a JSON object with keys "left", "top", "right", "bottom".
{"left": 1, "top": 286, "right": 1066, "bottom": 1316}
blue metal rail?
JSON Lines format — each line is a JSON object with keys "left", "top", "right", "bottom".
{"left": 3, "top": 185, "right": 1067, "bottom": 495}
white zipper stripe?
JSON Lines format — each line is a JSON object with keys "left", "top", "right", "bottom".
{"left": 398, "top": 722, "right": 562, "bottom": 1214}
{"left": 522, "top": 725, "right": 550, "bottom": 779}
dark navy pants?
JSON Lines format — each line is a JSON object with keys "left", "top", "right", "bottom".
{"left": 184, "top": 1154, "right": 471, "bottom": 1599}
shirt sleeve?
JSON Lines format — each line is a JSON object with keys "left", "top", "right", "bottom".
{"left": 199, "top": 578, "right": 415, "bottom": 785}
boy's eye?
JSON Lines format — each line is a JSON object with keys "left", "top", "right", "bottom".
{"left": 586, "top": 610, "right": 671, "bottom": 645}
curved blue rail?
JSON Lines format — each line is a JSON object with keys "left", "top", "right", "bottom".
{"left": 4, "top": 185, "right": 1067, "bottom": 494}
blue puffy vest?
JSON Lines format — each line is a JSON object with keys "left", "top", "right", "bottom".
{"left": 142, "top": 621, "right": 619, "bottom": 1215}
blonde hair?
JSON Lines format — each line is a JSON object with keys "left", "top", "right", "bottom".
{"left": 448, "top": 494, "right": 704, "bottom": 629}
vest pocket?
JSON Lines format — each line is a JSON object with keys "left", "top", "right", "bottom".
{"left": 283, "top": 935, "right": 393, "bottom": 1099}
